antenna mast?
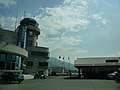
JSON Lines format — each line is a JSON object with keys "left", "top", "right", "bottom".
{"left": 24, "top": 11, "right": 26, "bottom": 18}
{"left": 15, "top": 4, "right": 18, "bottom": 30}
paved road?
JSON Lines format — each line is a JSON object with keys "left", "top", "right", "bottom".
{"left": 0, "top": 76, "right": 120, "bottom": 90}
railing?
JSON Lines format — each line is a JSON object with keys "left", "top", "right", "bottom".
{"left": 27, "top": 25, "right": 40, "bottom": 34}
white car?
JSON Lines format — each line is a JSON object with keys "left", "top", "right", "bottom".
{"left": 107, "top": 71, "right": 117, "bottom": 79}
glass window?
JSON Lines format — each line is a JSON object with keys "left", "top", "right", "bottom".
{"left": 12, "top": 55, "right": 16, "bottom": 61}
{"left": 0, "top": 54, "right": 1, "bottom": 61}
{"left": 0, "top": 54, "right": 5, "bottom": 61}
{"left": 0, "top": 34, "right": 2, "bottom": 41}
{"left": 39, "top": 62, "right": 48, "bottom": 66}
{"left": 35, "top": 23, "right": 39, "bottom": 27}
{"left": 27, "top": 61, "right": 33, "bottom": 66}
{"left": 106, "top": 60, "right": 118, "bottom": 63}
{"left": 6, "top": 54, "right": 12, "bottom": 61}
{"left": 29, "top": 31, "right": 33, "bottom": 36}
{"left": 28, "top": 40, "right": 33, "bottom": 46}
{"left": 31, "top": 51, "right": 48, "bottom": 57}
{"left": 13, "top": 36, "right": 17, "bottom": 45}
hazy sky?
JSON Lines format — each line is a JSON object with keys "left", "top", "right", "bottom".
{"left": 0, "top": 0, "right": 120, "bottom": 63}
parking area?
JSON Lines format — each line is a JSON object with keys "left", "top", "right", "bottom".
{"left": 0, "top": 76, "right": 120, "bottom": 90}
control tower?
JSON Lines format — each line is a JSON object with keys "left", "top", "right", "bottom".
{"left": 17, "top": 18, "right": 40, "bottom": 48}
{"left": 17, "top": 18, "right": 49, "bottom": 76}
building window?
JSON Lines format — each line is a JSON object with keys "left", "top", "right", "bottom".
{"left": 0, "top": 34, "right": 2, "bottom": 41}
{"left": 28, "top": 40, "right": 33, "bottom": 46}
{"left": 27, "top": 61, "right": 33, "bottom": 66}
{"left": 12, "top": 55, "right": 16, "bottom": 61}
{"left": 0, "top": 54, "right": 5, "bottom": 61}
{"left": 13, "top": 36, "right": 17, "bottom": 45}
{"left": 29, "top": 31, "right": 33, "bottom": 36}
{"left": 31, "top": 51, "right": 48, "bottom": 58}
{"left": 106, "top": 60, "right": 118, "bottom": 63}
{"left": 6, "top": 54, "right": 12, "bottom": 61}
{"left": 0, "top": 54, "right": 17, "bottom": 62}
{"left": 39, "top": 62, "right": 48, "bottom": 66}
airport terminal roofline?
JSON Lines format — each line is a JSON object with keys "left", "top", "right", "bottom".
{"left": 0, "top": 41, "right": 28, "bottom": 58}
{"left": 74, "top": 63, "right": 120, "bottom": 67}
{"left": 74, "top": 56, "right": 120, "bottom": 67}
{"left": 77, "top": 56, "right": 120, "bottom": 59}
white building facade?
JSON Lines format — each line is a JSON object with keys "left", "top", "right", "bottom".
{"left": 74, "top": 57, "right": 120, "bottom": 79}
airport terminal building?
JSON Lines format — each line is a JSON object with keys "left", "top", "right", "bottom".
{"left": 0, "top": 18, "right": 49, "bottom": 76}
{"left": 74, "top": 57, "right": 120, "bottom": 79}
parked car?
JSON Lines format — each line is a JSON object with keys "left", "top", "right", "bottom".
{"left": 107, "top": 71, "right": 117, "bottom": 79}
{"left": 114, "top": 69, "right": 120, "bottom": 83}
{"left": 0, "top": 72, "right": 24, "bottom": 84}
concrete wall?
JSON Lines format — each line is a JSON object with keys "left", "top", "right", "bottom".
{"left": 26, "top": 46, "right": 49, "bottom": 76}
{"left": 26, "top": 57, "right": 48, "bottom": 76}
{"left": 0, "top": 28, "right": 17, "bottom": 45}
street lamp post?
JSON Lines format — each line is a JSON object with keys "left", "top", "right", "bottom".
{"left": 68, "top": 57, "right": 71, "bottom": 77}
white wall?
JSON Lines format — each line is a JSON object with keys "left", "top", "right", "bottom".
{"left": 74, "top": 57, "right": 120, "bottom": 66}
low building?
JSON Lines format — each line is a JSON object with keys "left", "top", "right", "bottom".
{"left": 74, "top": 57, "right": 120, "bottom": 78}
{"left": 26, "top": 46, "right": 49, "bottom": 76}
{"left": 48, "top": 67, "right": 65, "bottom": 75}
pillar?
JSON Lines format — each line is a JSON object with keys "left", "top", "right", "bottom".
{"left": 78, "top": 68, "right": 81, "bottom": 79}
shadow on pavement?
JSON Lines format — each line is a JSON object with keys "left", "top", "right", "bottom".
{"left": 0, "top": 80, "right": 19, "bottom": 85}
{"left": 64, "top": 76, "right": 81, "bottom": 80}
{"left": 64, "top": 76, "right": 115, "bottom": 80}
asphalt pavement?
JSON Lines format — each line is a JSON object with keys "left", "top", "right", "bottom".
{"left": 0, "top": 76, "right": 120, "bottom": 90}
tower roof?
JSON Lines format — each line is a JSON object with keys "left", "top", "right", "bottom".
{"left": 20, "top": 18, "right": 38, "bottom": 26}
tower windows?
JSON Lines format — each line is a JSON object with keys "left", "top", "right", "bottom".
{"left": 39, "top": 62, "right": 48, "bottom": 66}
{"left": 29, "top": 31, "right": 33, "bottom": 36}
{"left": 0, "top": 34, "right": 2, "bottom": 41}
{"left": 13, "top": 36, "right": 17, "bottom": 45}
{"left": 27, "top": 40, "right": 33, "bottom": 46}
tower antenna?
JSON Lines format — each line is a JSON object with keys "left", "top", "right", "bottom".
{"left": 15, "top": 3, "right": 18, "bottom": 30}
{"left": 24, "top": 11, "right": 26, "bottom": 18}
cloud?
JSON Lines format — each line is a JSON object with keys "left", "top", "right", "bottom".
{"left": 34, "top": 0, "right": 109, "bottom": 61}
{"left": 92, "top": 13, "right": 108, "bottom": 24}
{"left": 109, "top": 51, "right": 120, "bottom": 57}
{"left": 0, "top": 16, "right": 16, "bottom": 30}
{"left": 35, "top": 0, "right": 90, "bottom": 35}
{"left": 34, "top": 0, "right": 108, "bottom": 37}
{"left": 0, "top": 0, "right": 16, "bottom": 8}
{"left": 0, "top": 0, "right": 110, "bottom": 62}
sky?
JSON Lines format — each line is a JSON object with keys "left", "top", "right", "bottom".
{"left": 0, "top": 0, "right": 120, "bottom": 63}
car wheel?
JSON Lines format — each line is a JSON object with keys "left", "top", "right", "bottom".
{"left": 18, "top": 80, "right": 23, "bottom": 84}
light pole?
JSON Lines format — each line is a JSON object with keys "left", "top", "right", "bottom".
{"left": 68, "top": 57, "right": 71, "bottom": 77}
